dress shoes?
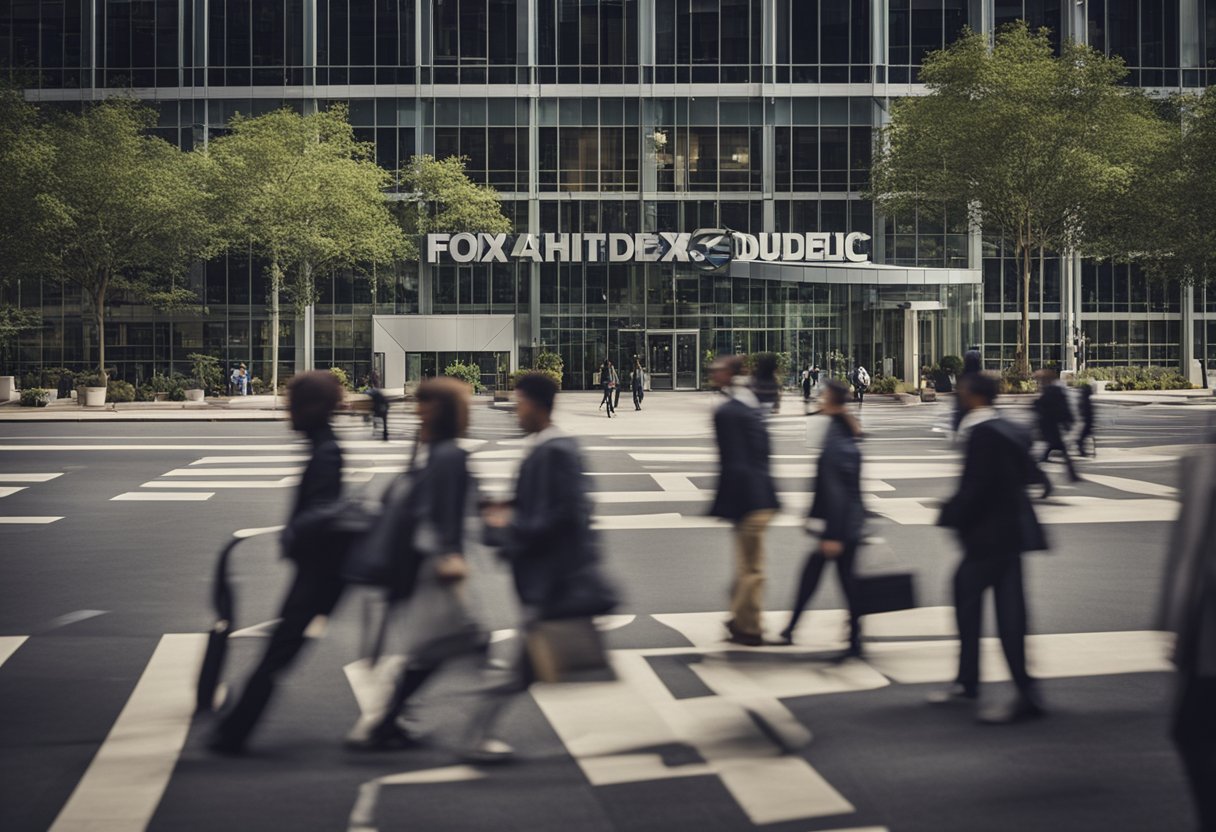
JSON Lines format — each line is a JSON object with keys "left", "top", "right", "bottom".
{"left": 460, "top": 738, "right": 516, "bottom": 764}
{"left": 926, "top": 683, "right": 978, "bottom": 706}
{"left": 724, "top": 620, "right": 764, "bottom": 646}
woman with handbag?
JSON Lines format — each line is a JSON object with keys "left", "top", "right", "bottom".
{"left": 346, "top": 376, "right": 485, "bottom": 751}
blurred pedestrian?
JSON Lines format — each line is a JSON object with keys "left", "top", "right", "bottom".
{"left": 1158, "top": 442, "right": 1216, "bottom": 831}
{"left": 631, "top": 358, "right": 646, "bottom": 411}
{"left": 750, "top": 353, "right": 782, "bottom": 416}
{"left": 476, "top": 372, "right": 612, "bottom": 762}
{"left": 229, "top": 364, "right": 241, "bottom": 396}
{"left": 801, "top": 367, "right": 812, "bottom": 404}
{"left": 1075, "top": 384, "right": 1096, "bottom": 457}
{"left": 367, "top": 382, "right": 389, "bottom": 442}
{"left": 598, "top": 359, "right": 618, "bottom": 418}
{"left": 346, "top": 378, "right": 483, "bottom": 751}
{"left": 239, "top": 363, "right": 249, "bottom": 395}
{"left": 708, "top": 355, "right": 780, "bottom": 646}
{"left": 953, "top": 348, "right": 985, "bottom": 432}
{"left": 208, "top": 370, "right": 346, "bottom": 754}
{"left": 848, "top": 364, "right": 870, "bottom": 407}
{"left": 1034, "top": 368, "right": 1080, "bottom": 487}
{"left": 933, "top": 373, "right": 1048, "bottom": 724}
{"left": 780, "top": 380, "right": 864, "bottom": 657}
{"left": 810, "top": 365, "right": 820, "bottom": 389}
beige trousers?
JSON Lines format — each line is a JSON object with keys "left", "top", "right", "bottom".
{"left": 729, "top": 509, "right": 776, "bottom": 636}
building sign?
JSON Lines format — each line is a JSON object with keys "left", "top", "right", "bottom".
{"left": 426, "top": 229, "right": 871, "bottom": 270}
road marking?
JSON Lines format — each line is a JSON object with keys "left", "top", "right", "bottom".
{"left": 0, "top": 473, "right": 63, "bottom": 482}
{"left": 49, "top": 633, "right": 206, "bottom": 832}
{"left": 0, "top": 486, "right": 28, "bottom": 498}
{"left": 112, "top": 492, "right": 215, "bottom": 501}
{"left": 0, "top": 635, "right": 27, "bottom": 668}
{"left": 1082, "top": 474, "right": 1178, "bottom": 497}
{"left": 139, "top": 477, "right": 300, "bottom": 489}
{"left": 162, "top": 467, "right": 305, "bottom": 477}
{"left": 46, "top": 610, "right": 109, "bottom": 629}
{"left": 0, "top": 516, "right": 63, "bottom": 524}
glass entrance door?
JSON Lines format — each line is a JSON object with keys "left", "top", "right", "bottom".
{"left": 648, "top": 334, "right": 674, "bottom": 390}
{"left": 647, "top": 331, "right": 699, "bottom": 390}
{"left": 676, "top": 333, "right": 699, "bottom": 390}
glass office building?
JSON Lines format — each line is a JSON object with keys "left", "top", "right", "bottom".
{"left": 2, "top": 0, "right": 1213, "bottom": 388}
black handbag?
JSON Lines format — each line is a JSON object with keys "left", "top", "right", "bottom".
{"left": 541, "top": 560, "right": 620, "bottom": 620}
{"left": 854, "top": 572, "right": 917, "bottom": 616}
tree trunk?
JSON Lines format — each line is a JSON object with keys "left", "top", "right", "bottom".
{"left": 1017, "top": 228, "right": 1032, "bottom": 379}
{"left": 270, "top": 259, "right": 281, "bottom": 397}
{"left": 95, "top": 276, "right": 108, "bottom": 387}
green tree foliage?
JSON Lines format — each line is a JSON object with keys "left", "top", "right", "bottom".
{"left": 1096, "top": 91, "right": 1216, "bottom": 286}
{"left": 13, "top": 99, "right": 212, "bottom": 384}
{"left": 187, "top": 353, "right": 223, "bottom": 395}
{"left": 398, "top": 155, "right": 512, "bottom": 256}
{"left": 870, "top": 23, "right": 1162, "bottom": 375}
{"left": 443, "top": 359, "right": 485, "bottom": 392}
{"left": 206, "top": 105, "right": 406, "bottom": 393}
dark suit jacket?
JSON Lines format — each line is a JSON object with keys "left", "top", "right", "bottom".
{"left": 283, "top": 425, "right": 343, "bottom": 565}
{"left": 1034, "top": 384, "right": 1073, "bottom": 439}
{"left": 504, "top": 434, "right": 599, "bottom": 609}
{"left": 809, "top": 415, "right": 864, "bottom": 545}
{"left": 709, "top": 396, "right": 779, "bottom": 521}
{"left": 938, "top": 416, "right": 1047, "bottom": 558}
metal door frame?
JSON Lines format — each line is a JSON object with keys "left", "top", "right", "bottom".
{"left": 645, "top": 329, "right": 700, "bottom": 391}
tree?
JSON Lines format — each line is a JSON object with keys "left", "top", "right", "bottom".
{"left": 398, "top": 154, "right": 512, "bottom": 249}
{"left": 1097, "top": 91, "right": 1216, "bottom": 287}
{"left": 869, "top": 23, "right": 1161, "bottom": 376}
{"left": 207, "top": 105, "right": 406, "bottom": 394}
{"left": 28, "top": 100, "right": 212, "bottom": 385}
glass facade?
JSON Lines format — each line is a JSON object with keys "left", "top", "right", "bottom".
{"left": 1, "top": 1, "right": 1206, "bottom": 388}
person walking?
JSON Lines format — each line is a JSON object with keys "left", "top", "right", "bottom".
{"left": 932, "top": 373, "right": 1048, "bottom": 724}
{"left": 848, "top": 364, "right": 870, "bottom": 407}
{"left": 208, "top": 371, "right": 346, "bottom": 754}
{"left": 346, "top": 377, "right": 483, "bottom": 751}
{"left": 476, "top": 372, "right": 613, "bottom": 762}
{"left": 1075, "top": 384, "right": 1096, "bottom": 457}
{"left": 230, "top": 364, "right": 242, "bottom": 397}
{"left": 801, "top": 367, "right": 812, "bottom": 405}
{"left": 750, "top": 353, "right": 782, "bottom": 416}
{"left": 952, "top": 349, "right": 985, "bottom": 432}
{"left": 708, "top": 355, "right": 780, "bottom": 646}
{"left": 780, "top": 380, "right": 864, "bottom": 658}
{"left": 1034, "top": 368, "right": 1080, "bottom": 487}
{"left": 598, "top": 359, "right": 618, "bottom": 418}
{"left": 239, "top": 363, "right": 249, "bottom": 395}
{"left": 631, "top": 359, "right": 646, "bottom": 411}
{"left": 810, "top": 365, "right": 820, "bottom": 390}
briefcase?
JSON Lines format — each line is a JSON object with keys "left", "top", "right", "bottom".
{"left": 525, "top": 618, "right": 615, "bottom": 684}
{"left": 854, "top": 572, "right": 917, "bottom": 616}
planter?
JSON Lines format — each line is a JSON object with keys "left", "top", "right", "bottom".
{"left": 919, "top": 388, "right": 937, "bottom": 402}
{"left": 0, "top": 376, "right": 14, "bottom": 402}
{"left": 184, "top": 388, "right": 205, "bottom": 402}
{"left": 154, "top": 392, "right": 169, "bottom": 402}
{"left": 84, "top": 386, "right": 107, "bottom": 407}
{"left": 493, "top": 388, "right": 511, "bottom": 403}
{"left": 1091, "top": 380, "right": 1109, "bottom": 394}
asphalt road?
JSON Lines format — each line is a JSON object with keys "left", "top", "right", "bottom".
{"left": 0, "top": 393, "right": 1207, "bottom": 832}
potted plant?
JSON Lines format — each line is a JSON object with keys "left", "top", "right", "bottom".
{"left": 77, "top": 371, "right": 107, "bottom": 407}
{"left": 20, "top": 387, "right": 52, "bottom": 407}
{"left": 185, "top": 353, "right": 222, "bottom": 402}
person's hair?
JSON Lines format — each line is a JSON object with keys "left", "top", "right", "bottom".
{"left": 287, "top": 371, "right": 343, "bottom": 431}
{"left": 753, "top": 353, "right": 778, "bottom": 379}
{"left": 416, "top": 376, "right": 470, "bottom": 441}
{"left": 713, "top": 354, "right": 744, "bottom": 376}
{"left": 514, "top": 371, "right": 559, "bottom": 413}
{"left": 961, "top": 372, "right": 999, "bottom": 405}
{"left": 822, "top": 378, "right": 850, "bottom": 405}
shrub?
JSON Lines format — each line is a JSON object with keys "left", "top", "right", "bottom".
{"left": 535, "top": 350, "right": 564, "bottom": 383}
{"left": 187, "top": 353, "right": 223, "bottom": 396}
{"left": 329, "top": 366, "right": 353, "bottom": 390}
{"left": 509, "top": 368, "right": 562, "bottom": 388}
{"left": 20, "top": 387, "right": 50, "bottom": 407}
{"left": 76, "top": 371, "right": 104, "bottom": 388}
{"left": 939, "top": 355, "right": 963, "bottom": 376}
{"left": 250, "top": 376, "right": 268, "bottom": 395}
{"left": 869, "top": 376, "right": 903, "bottom": 394}
{"left": 107, "top": 380, "right": 136, "bottom": 403}
{"left": 443, "top": 360, "right": 485, "bottom": 392}
{"left": 1076, "top": 366, "right": 1191, "bottom": 391}
{"left": 1000, "top": 364, "right": 1036, "bottom": 394}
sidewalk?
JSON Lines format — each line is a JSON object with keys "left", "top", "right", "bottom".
{"left": 0, "top": 396, "right": 290, "bottom": 421}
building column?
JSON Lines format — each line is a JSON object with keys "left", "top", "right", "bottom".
{"left": 903, "top": 308, "right": 919, "bottom": 387}
{"left": 526, "top": 0, "right": 541, "bottom": 355}
{"left": 1182, "top": 285, "right": 1199, "bottom": 382}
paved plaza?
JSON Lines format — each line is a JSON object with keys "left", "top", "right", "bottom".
{"left": 0, "top": 392, "right": 1209, "bottom": 831}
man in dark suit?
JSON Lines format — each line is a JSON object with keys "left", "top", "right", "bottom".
{"left": 780, "top": 380, "right": 865, "bottom": 656}
{"left": 934, "top": 372, "right": 1048, "bottom": 724}
{"left": 477, "top": 372, "right": 611, "bottom": 761}
{"left": 708, "top": 355, "right": 780, "bottom": 646}
{"left": 1034, "top": 368, "right": 1079, "bottom": 485}
{"left": 209, "top": 371, "right": 346, "bottom": 754}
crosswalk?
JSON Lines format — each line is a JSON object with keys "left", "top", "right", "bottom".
{"left": 0, "top": 470, "right": 64, "bottom": 523}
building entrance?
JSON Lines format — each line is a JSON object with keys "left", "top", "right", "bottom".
{"left": 647, "top": 331, "right": 699, "bottom": 390}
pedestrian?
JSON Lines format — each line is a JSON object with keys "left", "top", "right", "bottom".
{"left": 801, "top": 367, "right": 812, "bottom": 404}
{"left": 1158, "top": 441, "right": 1216, "bottom": 831}
{"left": 1075, "top": 384, "right": 1095, "bottom": 457}
{"left": 368, "top": 386, "right": 389, "bottom": 441}
{"left": 230, "top": 364, "right": 242, "bottom": 396}
{"left": 598, "top": 359, "right": 618, "bottom": 418}
{"left": 708, "top": 355, "right": 780, "bottom": 646}
{"left": 780, "top": 379, "right": 864, "bottom": 658}
{"left": 1033, "top": 368, "right": 1080, "bottom": 489}
{"left": 952, "top": 349, "right": 985, "bottom": 433}
{"left": 848, "top": 364, "right": 870, "bottom": 407}
{"left": 810, "top": 365, "right": 820, "bottom": 389}
{"left": 476, "top": 372, "right": 613, "bottom": 762}
{"left": 631, "top": 358, "right": 646, "bottom": 411}
{"left": 932, "top": 372, "right": 1048, "bottom": 724}
{"left": 750, "top": 353, "right": 782, "bottom": 415}
{"left": 346, "top": 377, "right": 483, "bottom": 751}
{"left": 239, "top": 363, "right": 249, "bottom": 395}
{"left": 208, "top": 370, "right": 346, "bottom": 754}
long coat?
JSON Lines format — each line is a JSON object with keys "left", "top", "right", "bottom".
{"left": 709, "top": 396, "right": 779, "bottom": 522}
{"left": 809, "top": 415, "right": 864, "bottom": 545}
